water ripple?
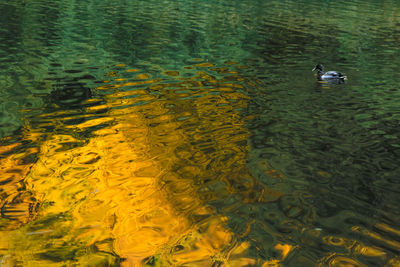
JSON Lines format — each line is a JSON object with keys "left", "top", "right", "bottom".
{"left": 1, "top": 0, "right": 400, "bottom": 265}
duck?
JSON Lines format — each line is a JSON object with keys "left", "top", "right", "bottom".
{"left": 312, "top": 64, "right": 346, "bottom": 83}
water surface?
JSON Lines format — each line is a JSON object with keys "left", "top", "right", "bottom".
{"left": 1, "top": 0, "right": 400, "bottom": 266}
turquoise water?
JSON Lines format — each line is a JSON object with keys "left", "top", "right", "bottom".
{"left": 1, "top": 0, "right": 400, "bottom": 266}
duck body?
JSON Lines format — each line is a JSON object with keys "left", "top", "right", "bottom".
{"left": 312, "top": 64, "right": 346, "bottom": 84}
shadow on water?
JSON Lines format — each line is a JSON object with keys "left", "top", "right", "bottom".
{"left": 48, "top": 75, "right": 93, "bottom": 109}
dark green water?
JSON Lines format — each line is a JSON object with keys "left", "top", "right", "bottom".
{"left": 1, "top": 0, "right": 400, "bottom": 266}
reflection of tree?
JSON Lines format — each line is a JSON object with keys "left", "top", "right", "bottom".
{"left": 0, "top": 63, "right": 288, "bottom": 266}
{"left": 1, "top": 0, "right": 400, "bottom": 265}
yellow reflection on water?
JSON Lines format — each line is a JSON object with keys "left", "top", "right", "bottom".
{"left": 1, "top": 62, "right": 399, "bottom": 266}
{"left": 0, "top": 62, "right": 288, "bottom": 266}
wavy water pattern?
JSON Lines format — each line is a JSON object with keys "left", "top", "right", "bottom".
{"left": 1, "top": 0, "right": 400, "bottom": 266}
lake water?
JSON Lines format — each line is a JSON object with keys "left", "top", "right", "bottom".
{"left": 1, "top": 0, "right": 400, "bottom": 266}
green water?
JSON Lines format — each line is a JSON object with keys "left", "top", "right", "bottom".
{"left": 1, "top": 0, "right": 400, "bottom": 266}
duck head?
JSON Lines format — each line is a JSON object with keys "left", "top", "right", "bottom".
{"left": 312, "top": 64, "right": 323, "bottom": 72}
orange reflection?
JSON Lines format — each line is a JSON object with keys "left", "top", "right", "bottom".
{"left": 0, "top": 62, "right": 286, "bottom": 266}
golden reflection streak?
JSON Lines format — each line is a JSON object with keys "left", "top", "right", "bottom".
{"left": 97, "top": 68, "right": 273, "bottom": 266}
{"left": 0, "top": 64, "right": 286, "bottom": 266}
{"left": 352, "top": 226, "right": 400, "bottom": 252}
{"left": 375, "top": 223, "right": 400, "bottom": 237}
